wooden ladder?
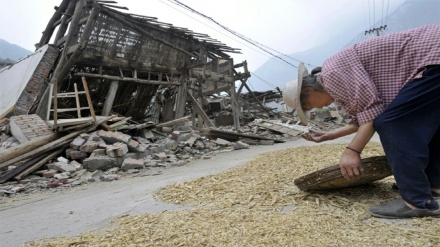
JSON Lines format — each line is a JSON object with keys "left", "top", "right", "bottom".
{"left": 47, "top": 77, "right": 96, "bottom": 131}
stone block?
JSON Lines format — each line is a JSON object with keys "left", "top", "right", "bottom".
{"left": 43, "top": 169, "right": 58, "bottom": 178}
{"left": 234, "top": 141, "right": 250, "bottom": 150}
{"left": 153, "top": 152, "right": 168, "bottom": 161}
{"left": 70, "top": 160, "right": 83, "bottom": 171}
{"left": 121, "top": 158, "right": 144, "bottom": 171}
{"left": 215, "top": 138, "right": 231, "bottom": 146}
{"left": 83, "top": 156, "right": 117, "bottom": 171}
{"left": 127, "top": 139, "right": 146, "bottom": 153}
{"left": 106, "top": 142, "right": 129, "bottom": 157}
{"left": 91, "top": 149, "right": 106, "bottom": 156}
{"left": 97, "top": 130, "right": 131, "bottom": 144}
{"left": 70, "top": 150, "right": 88, "bottom": 160}
{"left": 70, "top": 136, "right": 86, "bottom": 150}
{"left": 47, "top": 161, "right": 77, "bottom": 172}
{"left": 171, "top": 131, "right": 180, "bottom": 140}
{"left": 79, "top": 141, "right": 99, "bottom": 153}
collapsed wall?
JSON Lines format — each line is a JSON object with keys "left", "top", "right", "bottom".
{"left": 0, "top": 45, "right": 59, "bottom": 118}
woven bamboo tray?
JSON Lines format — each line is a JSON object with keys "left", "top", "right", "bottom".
{"left": 294, "top": 156, "right": 392, "bottom": 191}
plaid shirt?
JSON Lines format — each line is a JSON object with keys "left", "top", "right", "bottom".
{"left": 319, "top": 25, "right": 440, "bottom": 126}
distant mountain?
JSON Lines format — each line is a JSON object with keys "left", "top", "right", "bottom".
{"left": 252, "top": 0, "right": 440, "bottom": 92}
{"left": 0, "top": 39, "right": 32, "bottom": 62}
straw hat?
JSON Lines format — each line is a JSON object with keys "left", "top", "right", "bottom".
{"left": 282, "top": 62, "right": 309, "bottom": 124}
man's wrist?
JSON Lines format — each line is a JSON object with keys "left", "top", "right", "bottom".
{"left": 345, "top": 146, "right": 361, "bottom": 154}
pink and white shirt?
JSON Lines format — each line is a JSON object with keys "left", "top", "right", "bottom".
{"left": 319, "top": 24, "right": 440, "bottom": 126}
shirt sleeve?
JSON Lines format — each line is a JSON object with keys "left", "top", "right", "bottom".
{"left": 321, "top": 51, "right": 385, "bottom": 126}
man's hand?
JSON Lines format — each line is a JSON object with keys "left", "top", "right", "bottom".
{"left": 301, "top": 129, "right": 331, "bottom": 143}
{"left": 340, "top": 148, "right": 363, "bottom": 180}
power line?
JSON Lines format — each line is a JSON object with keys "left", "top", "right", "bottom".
{"left": 157, "top": 0, "right": 303, "bottom": 71}
{"left": 165, "top": 0, "right": 318, "bottom": 69}
{"left": 364, "top": 0, "right": 389, "bottom": 36}
{"left": 250, "top": 72, "right": 278, "bottom": 90}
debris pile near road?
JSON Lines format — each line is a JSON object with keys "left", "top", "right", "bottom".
{"left": 0, "top": 105, "right": 348, "bottom": 200}
{"left": 0, "top": 114, "right": 298, "bottom": 199}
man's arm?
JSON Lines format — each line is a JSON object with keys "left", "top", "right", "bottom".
{"left": 339, "top": 121, "right": 376, "bottom": 179}
{"left": 303, "top": 124, "right": 358, "bottom": 142}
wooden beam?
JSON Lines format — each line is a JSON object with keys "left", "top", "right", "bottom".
{"left": 36, "top": 0, "right": 71, "bottom": 49}
{"left": 0, "top": 133, "right": 62, "bottom": 165}
{"left": 0, "top": 116, "right": 114, "bottom": 170}
{"left": 174, "top": 73, "right": 188, "bottom": 118}
{"left": 156, "top": 115, "right": 192, "bottom": 128}
{"left": 243, "top": 83, "right": 273, "bottom": 115}
{"left": 74, "top": 73, "right": 180, "bottom": 85}
{"left": 81, "top": 77, "right": 96, "bottom": 122}
{"left": 54, "top": 0, "right": 77, "bottom": 44}
{"left": 187, "top": 92, "right": 215, "bottom": 128}
{"left": 231, "top": 87, "right": 240, "bottom": 130}
{"left": 14, "top": 148, "right": 65, "bottom": 181}
{"left": 201, "top": 80, "right": 230, "bottom": 96}
{"left": 78, "top": 54, "right": 181, "bottom": 74}
{"left": 191, "top": 69, "right": 234, "bottom": 83}
{"left": 102, "top": 80, "right": 119, "bottom": 116}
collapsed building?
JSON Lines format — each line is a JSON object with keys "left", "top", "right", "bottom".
{"left": 1, "top": 0, "right": 310, "bottom": 188}
{"left": 1, "top": 0, "right": 261, "bottom": 130}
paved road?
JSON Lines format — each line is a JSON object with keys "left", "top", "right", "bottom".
{"left": 0, "top": 134, "right": 371, "bottom": 246}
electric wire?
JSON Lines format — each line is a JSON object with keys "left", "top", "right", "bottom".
{"left": 165, "top": 0, "right": 319, "bottom": 69}
{"left": 157, "top": 0, "right": 311, "bottom": 71}
{"left": 381, "top": 0, "right": 384, "bottom": 26}
{"left": 373, "top": 0, "right": 376, "bottom": 26}
{"left": 250, "top": 72, "right": 278, "bottom": 90}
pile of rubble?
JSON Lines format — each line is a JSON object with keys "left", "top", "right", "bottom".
{"left": 0, "top": 116, "right": 293, "bottom": 200}
{"left": 0, "top": 105, "right": 349, "bottom": 200}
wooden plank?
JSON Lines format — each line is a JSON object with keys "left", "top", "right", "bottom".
{"left": 187, "top": 92, "right": 215, "bottom": 128}
{"left": 53, "top": 78, "right": 58, "bottom": 130}
{"left": 55, "top": 35, "right": 67, "bottom": 46}
{"left": 46, "top": 117, "right": 94, "bottom": 127}
{"left": 174, "top": 73, "right": 188, "bottom": 119}
{"left": 102, "top": 80, "right": 119, "bottom": 116}
{"left": 74, "top": 73, "right": 180, "bottom": 85}
{"left": 46, "top": 83, "right": 54, "bottom": 121}
{"left": 36, "top": 0, "right": 71, "bottom": 48}
{"left": 50, "top": 107, "right": 91, "bottom": 113}
{"left": 0, "top": 116, "right": 114, "bottom": 170}
{"left": 156, "top": 115, "right": 192, "bottom": 128}
{"left": 14, "top": 148, "right": 64, "bottom": 181}
{"left": 108, "top": 117, "right": 132, "bottom": 128}
{"left": 74, "top": 83, "right": 81, "bottom": 118}
{"left": 57, "top": 91, "right": 86, "bottom": 97}
{"left": 0, "top": 133, "right": 61, "bottom": 165}
{"left": 82, "top": 77, "right": 96, "bottom": 122}
{"left": 254, "top": 123, "right": 302, "bottom": 136}
{"left": 54, "top": 0, "right": 76, "bottom": 43}
{"left": 208, "top": 128, "right": 284, "bottom": 143}
{"left": 0, "top": 148, "right": 66, "bottom": 184}
{"left": 230, "top": 71, "right": 240, "bottom": 131}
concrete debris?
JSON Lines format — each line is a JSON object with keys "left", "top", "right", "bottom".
{"left": 0, "top": 105, "right": 348, "bottom": 199}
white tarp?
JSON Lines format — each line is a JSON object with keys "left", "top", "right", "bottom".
{"left": 0, "top": 45, "right": 49, "bottom": 118}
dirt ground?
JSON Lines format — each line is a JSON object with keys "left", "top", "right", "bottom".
{"left": 1, "top": 134, "right": 378, "bottom": 247}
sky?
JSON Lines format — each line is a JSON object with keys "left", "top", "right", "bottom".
{"left": 0, "top": 0, "right": 406, "bottom": 72}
